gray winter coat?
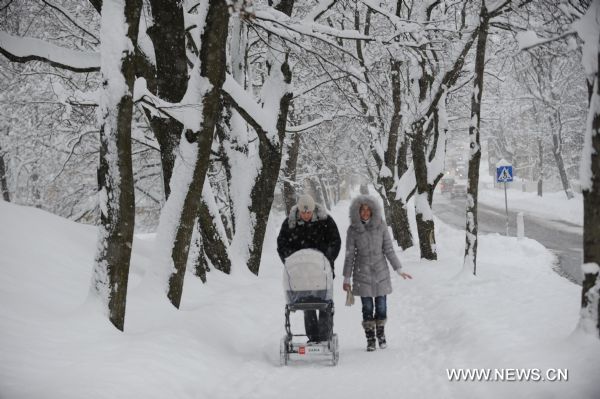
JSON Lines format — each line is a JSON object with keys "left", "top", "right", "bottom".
{"left": 342, "top": 195, "right": 402, "bottom": 297}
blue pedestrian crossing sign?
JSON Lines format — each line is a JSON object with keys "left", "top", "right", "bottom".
{"left": 496, "top": 165, "right": 513, "bottom": 183}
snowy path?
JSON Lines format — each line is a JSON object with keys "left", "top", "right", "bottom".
{"left": 0, "top": 200, "right": 599, "bottom": 399}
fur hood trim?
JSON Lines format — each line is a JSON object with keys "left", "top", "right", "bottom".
{"left": 288, "top": 203, "right": 329, "bottom": 228}
{"left": 349, "top": 195, "right": 383, "bottom": 230}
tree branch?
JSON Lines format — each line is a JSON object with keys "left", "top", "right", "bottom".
{"left": 39, "top": 0, "right": 99, "bottom": 44}
{"left": 220, "top": 89, "right": 273, "bottom": 150}
{"left": 287, "top": 116, "right": 332, "bottom": 132}
{"left": 0, "top": 31, "right": 100, "bottom": 73}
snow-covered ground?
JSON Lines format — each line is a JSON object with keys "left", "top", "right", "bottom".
{"left": 478, "top": 187, "right": 583, "bottom": 226}
{"left": 1, "top": 198, "right": 598, "bottom": 399}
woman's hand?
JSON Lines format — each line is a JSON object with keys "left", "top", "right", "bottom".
{"left": 396, "top": 269, "right": 413, "bottom": 280}
{"left": 343, "top": 283, "right": 351, "bottom": 291}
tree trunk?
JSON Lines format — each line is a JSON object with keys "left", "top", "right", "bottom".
{"left": 195, "top": 181, "right": 231, "bottom": 274}
{"left": 408, "top": 12, "right": 480, "bottom": 262}
{"left": 247, "top": 107, "right": 290, "bottom": 274}
{"left": 549, "top": 112, "right": 574, "bottom": 199}
{"left": 215, "top": 105, "right": 236, "bottom": 237}
{"left": 380, "top": 59, "right": 413, "bottom": 249}
{"left": 282, "top": 131, "right": 300, "bottom": 214}
{"left": 411, "top": 119, "right": 437, "bottom": 260}
{"left": 191, "top": 230, "right": 208, "bottom": 283}
{"left": 0, "top": 142, "right": 9, "bottom": 202}
{"left": 318, "top": 175, "right": 331, "bottom": 210}
{"left": 537, "top": 137, "right": 543, "bottom": 197}
{"left": 353, "top": 8, "right": 412, "bottom": 248}
{"left": 244, "top": 0, "right": 295, "bottom": 275}
{"left": 163, "top": 0, "right": 229, "bottom": 308}
{"left": 151, "top": 118, "right": 182, "bottom": 198}
{"left": 146, "top": 0, "right": 188, "bottom": 198}
{"left": 463, "top": 3, "right": 489, "bottom": 275}
{"left": 92, "top": 0, "right": 142, "bottom": 331}
{"left": 579, "top": 38, "right": 600, "bottom": 338}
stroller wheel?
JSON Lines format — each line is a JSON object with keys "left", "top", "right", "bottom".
{"left": 280, "top": 337, "right": 289, "bottom": 366}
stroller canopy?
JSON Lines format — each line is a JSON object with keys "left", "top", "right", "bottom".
{"left": 283, "top": 249, "right": 333, "bottom": 304}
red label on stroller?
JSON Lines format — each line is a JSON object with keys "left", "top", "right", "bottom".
{"left": 298, "top": 346, "right": 305, "bottom": 355}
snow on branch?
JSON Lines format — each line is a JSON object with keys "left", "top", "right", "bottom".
{"left": 488, "top": 0, "right": 512, "bottom": 15}
{"left": 516, "top": 30, "right": 577, "bottom": 52}
{"left": 248, "top": 22, "right": 385, "bottom": 105}
{"left": 134, "top": 63, "right": 211, "bottom": 133}
{"left": 488, "top": 0, "right": 532, "bottom": 19}
{"left": 303, "top": 0, "right": 337, "bottom": 22}
{"left": 0, "top": 31, "right": 100, "bottom": 72}
{"left": 393, "top": 164, "right": 417, "bottom": 203}
{"left": 222, "top": 73, "right": 277, "bottom": 144}
{"left": 418, "top": 26, "right": 480, "bottom": 119}
{"left": 39, "top": 0, "right": 99, "bottom": 44}
{"left": 252, "top": 7, "right": 372, "bottom": 50}
{"left": 286, "top": 116, "right": 332, "bottom": 132}
{"left": 184, "top": 2, "right": 210, "bottom": 54}
{"left": 358, "top": 0, "right": 433, "bottom": 33}
{"left": 293, "top": 74, "right": 349, "bottom": 99}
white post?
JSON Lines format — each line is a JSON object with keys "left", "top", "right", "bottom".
{"left": 504, "top": 181, "right": 509, "bottom": 236}
{"left": 517, "top": 212, "right": 524, "bottom": 239}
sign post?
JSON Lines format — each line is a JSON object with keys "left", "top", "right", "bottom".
{"left": 496, "top": 159, "right": 513, "bottom": 236}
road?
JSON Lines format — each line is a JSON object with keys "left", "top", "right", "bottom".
{"left": 432, "top": 192, "right": 583, "bottom": 285}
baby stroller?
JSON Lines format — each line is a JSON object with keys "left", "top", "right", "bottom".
{"left": 280, "top": 249, "right": 339, "bottom": 366}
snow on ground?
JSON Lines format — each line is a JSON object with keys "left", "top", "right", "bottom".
{"left": 471, "top": 160, "right": 583, "bottom": 227}
{"left": 478, "top": 187, "right": 583, "bottom": 227}
{"left": 0, "top": 198, "right": 599, "bottom": 399}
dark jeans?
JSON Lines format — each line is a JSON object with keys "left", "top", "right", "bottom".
{"left": 304, "top": 309, "right": 333, "bottom": 342}
{"left": 361, "top": 296, "right": 387, "bottom": 321}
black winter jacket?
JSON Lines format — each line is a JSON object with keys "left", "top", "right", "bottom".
{"left": 277, "top": 204, "right": 341, "bottom": 277}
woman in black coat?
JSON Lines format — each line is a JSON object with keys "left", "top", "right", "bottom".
{"left": 277, "top": 194, "right": 341, "bottom": 342}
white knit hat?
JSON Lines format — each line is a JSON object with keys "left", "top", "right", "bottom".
{"left": 297, "top": 194, "right": 315, "bottom": 212}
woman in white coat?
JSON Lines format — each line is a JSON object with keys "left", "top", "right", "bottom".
{"left": 342, "top": 195, "right": 412, "bottom": 351}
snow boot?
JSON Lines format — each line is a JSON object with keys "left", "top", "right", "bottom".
{"left": 376, "top": 319, "right": 387, "bottom": 349}
{"left": 362, "top": 320, "right": 376, "bottom": 352}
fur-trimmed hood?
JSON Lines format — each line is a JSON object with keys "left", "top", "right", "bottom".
{"left": 349, "top": 195, "right": 383, "bottom": 230}
{"left": 288, "top": 203, "right": 329, "bottom": 228}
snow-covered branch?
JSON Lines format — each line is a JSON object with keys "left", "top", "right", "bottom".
{"left": 251, "top": 10, "right": 366, "bottom": 61}
{"left": 303, "top": 0, "right": 337, "bottom": 22}
{"left": 286, "top": 116, "right": 332, "bottom": 133}
{"left": 359, "top": 0, "right": 438, "bottom": 33}
{"left": 516, "top": 30, "right": 577, "bottom": 52}
{"left": 0, "top": 31, "right": 100, "bottom": 72}
{"left": 222, "top": 74, "right": 277, "bottom": 141}
{"left": 293, "top": 75, "right": 349, "bottom": 99}
{"left": 39, "top": 0, "right": 99, "bottom": 44}
{"left": 419, "top": 26, "right": 480, "bottom": 119}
